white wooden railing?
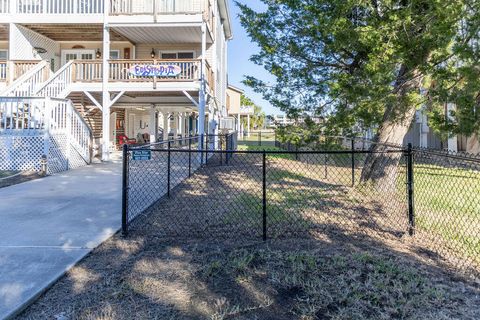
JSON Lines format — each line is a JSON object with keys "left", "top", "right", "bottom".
{"left": 0, "top": 62, "right": 6, "bottom": 81}
{"left": 0, "top": 97, "right": 47, "bottom": 133}
{"left": 0, "top": 96, "right": 92, "bottom": 163}
{"left": 72, "top": 59, "right": 201, "bottom": 82}
{"left": 1, "top": 0, "right": 207, "bottom": 14}
{"left": 36, "top": 60, "right": 74, "bottom": 98}
{"left": 0, "top": 60, "right": 44, "bottom": 83}
{"left": 1, "top": 61, "right": 51, "bottom": 97}
{"left": 110, "top": 0, "right": 204, "bottom": 15}
{"left": 48, "top": 98, "right": 92, "bottom": 162}
{"left": 13, "top": 0, "right": 104, "bottom": 14}
{"left": 0, "top": 0, "right": 8, "bottom": 13}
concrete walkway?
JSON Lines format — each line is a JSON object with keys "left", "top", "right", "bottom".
{"left": 0, "top": 160, "right": 122, "bottom": 319}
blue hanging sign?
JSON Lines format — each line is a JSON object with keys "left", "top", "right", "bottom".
{"left": 129, "top": 64, "right": 182, "bottom": 77}
{"left": 132, "top": 150, "right": 151, "bottom": 161}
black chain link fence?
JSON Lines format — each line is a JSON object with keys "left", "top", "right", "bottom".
{"left": 121, "top": 134, "right": 480, "bottom": 276}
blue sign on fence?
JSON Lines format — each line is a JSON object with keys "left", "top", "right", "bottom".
{"left": 132, "top": 150, "right": 151, "bottom": 161}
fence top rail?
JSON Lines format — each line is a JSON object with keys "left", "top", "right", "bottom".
{"left": 128, "top": 133, "right": 235, "bottom": 150}
{"left": 129, "top": 135, "right": 201, "bottom": 150}
{"left": 127, "top": 148, "right": 405, "bottom": 155}
{"left": 413, "top": 148, "right": 480, "bottom": 164}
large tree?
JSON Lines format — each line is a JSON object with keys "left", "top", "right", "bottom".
{"left": 237, "top": 0, "right": 480, "bottom": 181}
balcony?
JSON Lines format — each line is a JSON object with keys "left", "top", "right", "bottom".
{"left": 69, "top": 59, "right": 214, "bottom": 91}
{"left": 0, "top": 0, "right": 208, "bottom": 15}
{"left": 0, "top": 60, "right": 43, "bottom": 83}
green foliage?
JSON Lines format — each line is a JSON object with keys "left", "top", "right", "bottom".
{"left": 240, "top": 93, "right": 266, "bottom": 130}
{"left": 237, "top": 0, "right": 480, "bottom": 138}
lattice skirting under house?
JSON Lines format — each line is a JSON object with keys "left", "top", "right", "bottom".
{"left": 0, "top": 134, "right": 88, "bottom": 174}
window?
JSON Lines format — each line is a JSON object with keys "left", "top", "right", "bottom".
{"left": 161, "top": 53, "right": 177, "bottom": 59}
{"left": 110, "top": 50, "right": 120, "bottom": 60}
{"left": 177, "top": 52, "right": 194, "bottom": 59}
{"left": 0, "top": 50, "right": 7, "bottom": 60}
{"left": 160, "top": 51, "right": 195, "bottom": 60}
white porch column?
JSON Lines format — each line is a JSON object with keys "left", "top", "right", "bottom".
{"left": 149, "top": 105, "right": 156, "bottom": 143}
{"left": 192, "top": 114, "right": 197, "bottom": 134}
{"left": 447, "top": 103, "right": 458, "bottom": 152}
{"left": 101, "top": 11, "right": 111, "bottom": 161}
{"left": 237, "top": 114, "right": 241, "bottom": 137}
{"left": 185, "top": 112, "right": 190, "bottom": 136}
{"left": 179, "top": 112, "right": 185, "bottom": 139}
{"left": 198, "top": 22, "right": 207, "bottom": 146}
{"left": 8, "top": 23, "right": 15, "bottom": 84}
{"left": 171, "top": 112, "right": 178, "bottom": 138}
{"left": 162, "top": 112, "right": 169, "bottom": 141}
{"left": 247, "top": 114, "right": 251, "bottom": 137}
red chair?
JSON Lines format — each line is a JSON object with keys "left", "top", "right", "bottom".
{"left": 117, "top": 135, "right": 137, "bottom": 145}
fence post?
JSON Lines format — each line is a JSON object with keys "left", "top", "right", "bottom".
{"left": 220, "top": 135, "right": 223, "bottom": 165}
{"left": 121, "top": 144, "right": 128, "bottom": 236}
{"left": 262, "top": 151, "right": 267, "bottom": 241}
{"left": 226, "top": 133, "right": 230, "bottom": 165}
{"left": 188, "top": 137, "right": 192, "bottom": 177}
{"left": 200, "top": 133, "right": 204, "bottom": 165}
{"left": 324, "top": 140, "right": 328, "bottom": 179}
{"left": 167, "top": 140, "right": 171, "bottom": 198}
{"left": 351, "top": 138, "right": 355, "bottom": 187}
{"left": 205, "top": 134, "right": 209, "bottom": 165}
{"left": 407, "top": 143, "right": 415, "bottom": 235}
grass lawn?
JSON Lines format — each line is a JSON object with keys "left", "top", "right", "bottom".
{"left": 408, "top": 163, "right": 480, "bottom": 263}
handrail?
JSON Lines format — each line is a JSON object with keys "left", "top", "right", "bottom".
{"left": 110, "top": 0, "right": 204, "bottom": 15}
{"left": 46, "top": 98, "right": 92, "bottom": 163}
{"left": 0, "top": 61, "right": 6, "bottom": 81}
{"left": 72, "top": 59, "right": 201, "bottom": 82}
{"left": 0, "top": 61, "right": 50, "bottom": 97}
{"left": 3, "top": 0, "right": 209, "bottom": 16}
{"left": 35, "top": 60, "right": 74, "bottom": 98}
{"left": 50, "top": 97, "right": 92, "bottom": 131}
{"left": 13, "top": 0, "right": 104, "bottom": 14}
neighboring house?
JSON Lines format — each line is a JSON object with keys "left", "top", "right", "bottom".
{"left": 225, "top": 84, "right": 254, "bottom": 137}
{"left": 403, "top": 106, "right": 480, "bottom": 153}
{"left": 268, "top": 114, "right": 323, "bottom": 127}
{"left": 0, "top": 0, "right": 232, "bottom": 173}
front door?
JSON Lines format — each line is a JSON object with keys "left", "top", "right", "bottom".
{"left": 61, "top": 49, "right": 95, "bottom": 65}
{"left": 62, "top": 49, "right": 95, "bottom": 81}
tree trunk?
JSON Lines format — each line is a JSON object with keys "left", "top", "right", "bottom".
{"left": 360, "top": 66, "right": 423, "bottom": 187}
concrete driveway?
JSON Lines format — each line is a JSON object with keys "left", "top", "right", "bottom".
{"left": 0, "top": 160, "right": 122, "bottom": 319}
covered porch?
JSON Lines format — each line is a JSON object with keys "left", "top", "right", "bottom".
{"left": 68, "top": 89, "right": 218, "bottom": 156}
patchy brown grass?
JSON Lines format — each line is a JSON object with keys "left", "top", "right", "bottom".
{"left": 16, "top": 153, "right": 480, "bottom": 319}
{"left": 16, "top": 237, "right": 480, "bottom": 320}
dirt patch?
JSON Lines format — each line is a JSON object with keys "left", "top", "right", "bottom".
{"left": 0, "top": 171, "right": 43, "bottom": 188}
{"left": 16, "top": 237, "right": 480, "bottom": 320}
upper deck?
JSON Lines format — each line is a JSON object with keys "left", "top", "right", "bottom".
{"left": 0, "top": 0, "right": 213, "bottom": 25}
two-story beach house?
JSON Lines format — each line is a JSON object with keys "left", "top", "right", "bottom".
{"left": 0, "top": 0, "right": 232, "bottom": 173}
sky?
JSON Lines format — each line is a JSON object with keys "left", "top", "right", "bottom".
{"left": 227, "top": 0, "right": 283, "bottom": 115}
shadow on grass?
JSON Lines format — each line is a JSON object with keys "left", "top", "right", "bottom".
{"left": 16, "top": 154, "right": 480, "bottom": 320}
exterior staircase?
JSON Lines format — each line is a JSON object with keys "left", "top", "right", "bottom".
{"left": 0, "top": 60, "right": 93, "bottom": 174}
